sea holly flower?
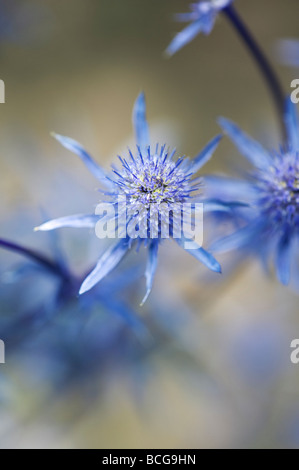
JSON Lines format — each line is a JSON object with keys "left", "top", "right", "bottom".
{"left": 35, "top": 93, "right": 225, "bottom": 304}
{"left": 0, "top": 234, "right": 148, "bottom": 347}
{"left": 166, "top": 0, "right": 233, "bottom": 56}
{"left": 212, "top": 99, "right": 299, "bottom": 286}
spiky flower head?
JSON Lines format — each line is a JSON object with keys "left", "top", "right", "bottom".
{"left": 211, "top": 99, "right": 299, "bottom": 286}
{"left": 110, "top": 143, "right": 201, "bottom": 240}
{"left": 36, "top": 94, "right": 224, "bottom": 303}
{"left": 258, "top": 152, "right": 299, "bottom": 229}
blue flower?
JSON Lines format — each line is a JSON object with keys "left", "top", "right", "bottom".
{"left": 0, "top": 235, "right": 151, "bottom": 398}
{"left": 36, "top": 93, "right": 224, "bottom": 303}
{"left": 166, "top": 0, "right": 233, "bottom": 56}
{"left": 0, "top": 233, "right": 147, "bottom": 346}
{"left": 212, "top": 99, "right": 299, "bottom": 286}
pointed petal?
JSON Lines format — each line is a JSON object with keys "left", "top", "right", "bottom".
{"left": 176, "top": 237, "right": 221, "bottom": 273}
{"left": 218, "top": 118, "right": 272, "bottom": 170}
{"left": 211, "top": 218, "right": 265, "bottom": 253}
{"left": 203, "top": 175, "right": 257, "bottom": 202}
{"left": 285, "top": 97, "right": 299, "bottom": 151}
{"left": 141, "top": 241, "right": 159, "bottom": 305}
{"left": 52, "top": 133, "right": 111, "bottom": 186}
{"left": 35, "top": 214, "right": 99, "bottom": 232}
{"left": 2, "top": 263, "right": 45, "bottom": 283}
{"left": 132, "top": 92, "right": 150, "bottom": 152}
{"left": 203, "top": 199, "right": 249, "bottom": 212}
{"left": 275, "top": 235, "right": 292, "bottom": 285}
{"left": 79, "top": 239, "right": 130, "bottom": 294}
{"left": 191, "top": 135, "right": 222, "bottom": 173}
{"left": 166, "top": 20, "right": 208, "bottom": 56}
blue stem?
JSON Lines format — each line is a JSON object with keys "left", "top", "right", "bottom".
{"left": 0, "top": 238, "right": 68, "bottom": 279}
{"left": 223, "top": 5, "right": 287, "bottom": 143}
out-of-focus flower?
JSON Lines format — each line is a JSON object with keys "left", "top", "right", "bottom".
{"left": 275, "top": 39, "right": 299, "bottom": 68}
{"left": 0, "top": 229, "right": 159, "bottom": 403}
{"left": 0, "top": 234, "right": 147, "bottom": 347}
{"left": 36, "top": 93, "right": 229, "bottom": 303}
{"left": 166, "top": 0, "right": 233, "bottom": 56}
{"left": 211, "top": 99, "right": 299, "bottom": 286}
{"left": 0, "top": 236, "right": 214, "bottom": 404}
{"left": 0, "top": 235, "right": 74, "bottom": 339}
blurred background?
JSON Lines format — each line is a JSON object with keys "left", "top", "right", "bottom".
{"left": 0, "top": 0, "right": 299, "bottom": 449}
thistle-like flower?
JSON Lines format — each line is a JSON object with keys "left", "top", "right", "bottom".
{"left": 166, "top": 0, "right": 233, "bottom": 56}
{"left": 212, "top": 99, "right": 299, "bottom": 286}
{"left": 36, "top": 93, "right": 224, "bottom": 303}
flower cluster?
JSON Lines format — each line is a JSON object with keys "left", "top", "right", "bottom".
{"left": 1, "top": 1, "right": 298, "bottom": 405}
{"left": 33, "top": 0, "right": 299, "bottom": 298}
{"left": 1, "top": 1, "right": 299, "bottom": 448}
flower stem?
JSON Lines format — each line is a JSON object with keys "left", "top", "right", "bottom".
{"left": 223, "top": 5, "right": 287, "bottom": 144}
{"left": 0, "top": 238, "right": 67, "bottom": 279}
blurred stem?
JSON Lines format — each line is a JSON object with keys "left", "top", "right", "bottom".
{"left": 0, "top": 238, "right": 67, "bottom": 279}
{"left": 223, "top": 5, "right": 287, "bottom": 144}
